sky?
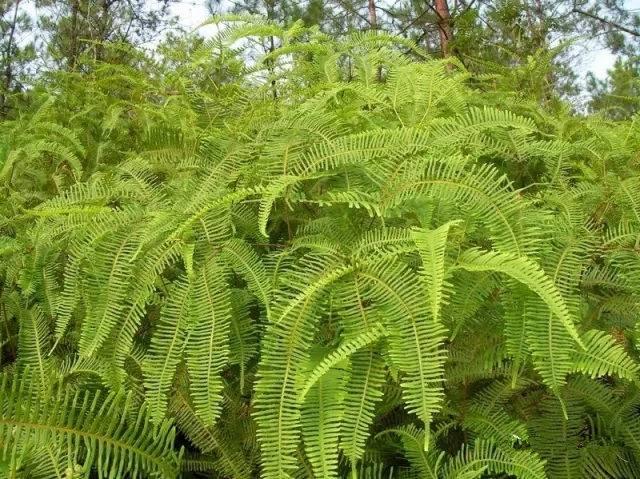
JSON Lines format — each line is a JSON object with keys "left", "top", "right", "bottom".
{"left": 169, "top": 0, "right": 215, "bottom": 36}
{"left": 575, "top": 0, "right": 640, "bottom": 79}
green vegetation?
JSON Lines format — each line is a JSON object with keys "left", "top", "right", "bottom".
{"left": 2, "top": 7, "right": 640, "bottom": 479}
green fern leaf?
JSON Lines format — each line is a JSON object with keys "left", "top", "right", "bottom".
{"left": 0, "top": 374, "right": 180, "bottom": 478}
{"left": 570, "top": 329, "right": 639, "bottom": 381}
{"left": 456, "top": 248, "right": 583, "bottom": 348}
{"left": 362, "top": 260, "right": 448, "bottom": 450}
{"left": 300, "top": 322, "right": 386, "bottom": 400}
{"left": 184, "top": 258, "right": 232, "bottom": 427}
{"left": 143, "top": 275, "right": 191, "bottom": 423}
{"left": 301, "top": 354, "right": 347, "bottom": 478}
{"left": 340, "top": 348, "right": 386, "bottom": 469}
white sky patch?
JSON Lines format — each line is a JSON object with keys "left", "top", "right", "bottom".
{"left": 169, "top": 0, "right": 215, "bottom": 34}
{"left": 574, "top": 0, "right": 640, "bottom": 80}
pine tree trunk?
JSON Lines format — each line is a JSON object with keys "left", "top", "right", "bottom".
{"left": 1, "top": 0, "right": 21, "bottom": 117}
{"left": 368, "top": 0, "right": 382, "bottom": 81}
{"left": 69, "top": 0, "right": 80, "bottom": 70}
{"left": 266, "top": 0, "right": 278, "bottom": 100}
{"left": 368, "top": 0, "right": 377, "bottom": 29}
{"left": 434, "top": 0, "right": 453, "bottom": 58}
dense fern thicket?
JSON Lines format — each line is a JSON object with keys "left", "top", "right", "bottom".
{"left": 2, "top": 19, "right": 640, "bottom": 479}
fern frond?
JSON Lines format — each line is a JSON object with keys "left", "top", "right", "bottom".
{"left": 222, "top": 238, "right": 272, "bottom": 313}
{"left": 570, "top": 329, "right": 639, "bottom": 381}
{"left": 184, "top": 257, "right": 231, "bottom": 427}
{"left": 340, "top": 348, "right": 386, "bottom": 468}
{"left": 360, "top": 259, "right": 448, "bottom": 450}
{"left": 412, "top": 221, "right": 459, "bottom": 324}
{"left": 143, "top": 275, "right": 192, "bottom": 423}
{"left": 17, "top": 307, "right": 52, "bottom": 390}
{"left": 301, "top": 354, "right": 347, "bottom": 479}
{"left": 0, "top": 374, "right": 180, "bottom": 478}
{"left": 300, "top": 322, "right": 386, "bottom": 400}
{"left": 254, "top": 258, "right": 352, "bottom": 478}
{"left": 442, "top": 439, "right": 546, "bottom": 479}
{"left": 456, "top": 248, "right": 582, "bottom": 347}
{"left": 379, "top": 425, "right": 439, "bottom": 478}
{"left": 79, "top": 226, "right": 141, "bottom": 357}
{"left": 170, "top": 384, "right": 252, "bottom": 479}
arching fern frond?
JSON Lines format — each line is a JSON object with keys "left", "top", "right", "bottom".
{"left": 455, "top": 248, "right": 583, "bottom": 347}
{"left": 0, "top": 374, "right": 180, "bottom": 478}
{"left": 442, "top": 439, "right": 546, "bottom": 479}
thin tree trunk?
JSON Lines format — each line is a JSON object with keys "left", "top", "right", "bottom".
{"left": 95, "top": 0, "right": 112, "bottom": 61}
{"left": 368, "top": 0, "right": 382, "bottom": 81}
{"left": 434, "top": 0, "right": 453, "bottom": 58}
{"left": 268, "top": 34, "right": 277, "bottom": 100}
{"left": 368, "top": 0, "right": 377, "bottom": 29}
{"left": 1, "top": 0, "right": 21, "bottom": 117}
{"left": 99, "top": 0, "right": 109, "bottom": 60}
{"left": 69, "top": 0, "right": 80, "bottom": 70}
{"left": 265, "top": 0, "right": 277, "bottom": 100}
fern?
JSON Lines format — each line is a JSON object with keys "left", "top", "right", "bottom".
{"left": 0, "top": 374, "right": 180, "bottom": 478}
{"left": 2, "top": 20, "right": 640, "bottom": 479}
{"left": 184, "top": 257, "right": 232, "bottom": 427}
{"left": 301, "top": 351, "right": 347, "bottom": 478}
{"left": 143, "top": 274, "right": 192, "bottom": 423}
{"left": 300, "top": 322, "right": 386, "bottom": 400}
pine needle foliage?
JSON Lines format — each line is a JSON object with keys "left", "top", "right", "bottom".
{"left": 1, "top": 18, "right": 640, "bottom": 479}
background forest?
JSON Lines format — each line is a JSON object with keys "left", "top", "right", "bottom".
{"left": 2, "top": 1, "right": 640, "bottom": 478}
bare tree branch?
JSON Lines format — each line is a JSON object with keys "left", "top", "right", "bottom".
{"left": 572, "top": 3, "right": 640, "bottom": 37}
